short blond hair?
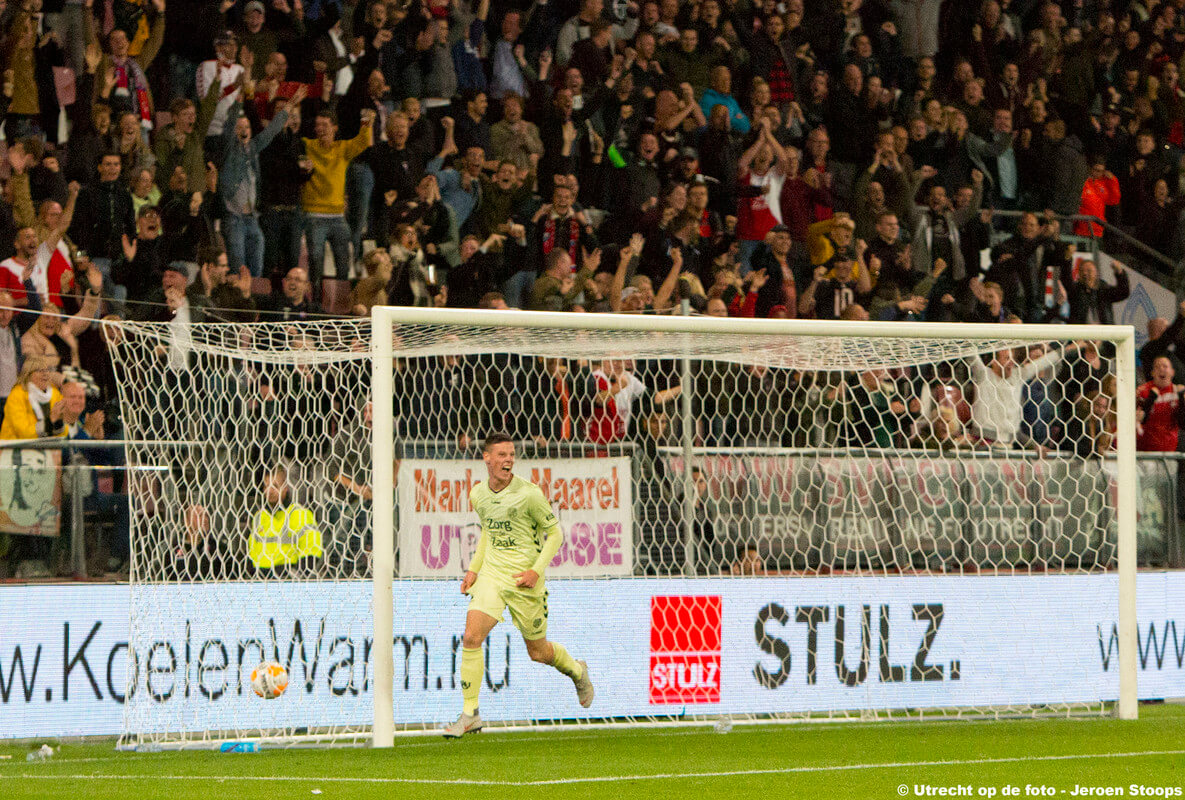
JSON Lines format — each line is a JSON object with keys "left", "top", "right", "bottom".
{"left": 17, "top": 354, "right": 56, "bottom": 385}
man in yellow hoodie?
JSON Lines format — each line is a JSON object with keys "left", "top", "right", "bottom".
{"left": 302, "top": 107, "right": 375, "bottom": 297}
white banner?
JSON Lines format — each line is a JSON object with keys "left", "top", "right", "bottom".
{"left": 4, "top": 575, "right": 1185, "bottom": 738}
{"left": 1093, "top": 251, "right": 1176, "bottom": 351}
{"left": 396, "top": 458, "right": 633, "bottom": 577}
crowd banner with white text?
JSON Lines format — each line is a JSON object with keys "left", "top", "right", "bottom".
{"left": 671, "top": 452, "right": 1175, "bottom": 569}
{"left": 3, "top": 576, "right": 1185, "bottom": 738}
{"left": 396, "top": 457, "right": 633, "bottom": 577}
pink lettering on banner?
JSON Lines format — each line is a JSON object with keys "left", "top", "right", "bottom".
{"left": 414, "top": 469, "right": 478, "bottom": 513}
{"left": 913, "top": 459, "right": 954, "bottom": 509}
{"left": 553, "top": 522, "right": 624, "bottom": 568}
{"left": 400, "top": 458, "right": 633, "bottom": 577}
{"left": 531, "top": 467, "right": 622, "bottom": 511}
{"left": 420, "top": 524, "right": 457, "bottom": 570}
{"left": 572, "top": 523, "right": 595, "bottom": 567}
{"left": 819, "top": 459, "right": 883, "bottom": 507}
{"left": 750, "top": 455, "right": 799, "bottom": 504}
{"left": 820, "top": 461, "right": 845, "bottom": 507}
{"left": 599, "top": 523, "right": 623, "bottom": 565}
{"left": 964, "top": 461, "right": 1031, "bottom": 504}
{"left": 1027, "top": 461, "right": 1060, "bottom": 507}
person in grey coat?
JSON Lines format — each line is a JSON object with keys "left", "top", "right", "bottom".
{"left": 911, "top": 167, "right": 983, "bottom": 282}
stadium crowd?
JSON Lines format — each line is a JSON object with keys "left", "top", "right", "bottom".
{"left": 0, "top": 0, "right": 1184, "bottom": 578}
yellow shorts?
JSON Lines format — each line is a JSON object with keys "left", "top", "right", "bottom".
{"left": 466, "top": 572, "right": 549, "bottom": 640}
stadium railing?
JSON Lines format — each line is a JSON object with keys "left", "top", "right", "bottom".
{"left": 989, "top": 209, "right": 1181, "bottom": 294}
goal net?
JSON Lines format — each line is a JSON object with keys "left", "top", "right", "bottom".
{"left": 107, "top": 311, "right": 1138, "bottom": 749}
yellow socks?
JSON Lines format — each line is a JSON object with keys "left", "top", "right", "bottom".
{"left": 463, "top": 641, "right": 578, "bottom": 715}
{"left": 461, "top": 647, "right": 483, "bottom": 714}
{"left": 550, "top": 642, "right": 580, "bottom": 680}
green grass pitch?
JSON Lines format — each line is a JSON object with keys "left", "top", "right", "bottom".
{"left": 3, "top": 705, "right": 1184, "bottom": 800}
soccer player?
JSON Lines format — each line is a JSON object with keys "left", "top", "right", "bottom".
{"left": 443, "top": 432, "right": 594, "bottom": 737}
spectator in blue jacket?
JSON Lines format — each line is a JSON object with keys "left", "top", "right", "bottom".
{"left": 220, "top": 85, "right": 307, "bottom": 277}
{"left": 699, "top": 66, "right": 750, "bottom": 136}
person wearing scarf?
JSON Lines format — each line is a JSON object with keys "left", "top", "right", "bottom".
{"left": 385, "top": 224, "right": 435, "bottom": 306}
{"left": 94, "top": 0, "right": 166, "bottom": 132}
{"left": 0, "top": 355, "right": 65, "bottom": 439}
{"left": 529, "top": 183, "right": 595, "bottom": 270}
{"left": 0, "top": 354, "right": 66, "bottom": 575}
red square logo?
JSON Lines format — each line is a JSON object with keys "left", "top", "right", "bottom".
{"left": 648, "top": 596, "right": 722, "bottom": 704}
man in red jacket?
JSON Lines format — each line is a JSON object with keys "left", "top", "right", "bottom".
{"left": 1075, "top": 156, "right": 1120, "bottom": 237}
{"left": 1137, "top": 356, "right": 1185, "bottom": 452}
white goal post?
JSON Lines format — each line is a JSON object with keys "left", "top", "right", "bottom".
{"left": 106, "top": 309, "right": 1141, "bottom": 750}
{"left": 368, "top": 308, "right": 1139, "bottom": 748}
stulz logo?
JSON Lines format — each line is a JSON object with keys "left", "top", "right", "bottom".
{"left": 753, "top": 603, "right": 959, "bottom": 688}
{"left": 649, "top": 596, "right": 722, "bottom": 704}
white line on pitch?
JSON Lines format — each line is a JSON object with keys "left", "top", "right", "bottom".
{"left": 0, "top": 757, "right": 125, "bottom": 766}
{"left": 339, "top": 713, "right": 1133, "bottom": 750}
{"left": 0, "top": 712, "right": 1153, "bottom": 762}
{"left": 6, "top": 774, "right": 501, "bottom": 785}
{"left": 6, "top": 748, "right": 1185, "bottom": 786}
{"left": 394, "top": 725, "right": 714, "bottom": 748}
{"left": 524, "top": 749, "right": 1185, "bottom": 785}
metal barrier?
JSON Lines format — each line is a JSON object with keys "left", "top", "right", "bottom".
{"left": 989, "top": 209, "right": 1181, "bottom": 292}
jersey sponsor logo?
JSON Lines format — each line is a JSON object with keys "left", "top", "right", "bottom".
{"left": 487, "top": 519, "right": 512, "bottom": 532}
{"left": 648, "top": 595, "right": 722, "bottom": 704}
{"left": 490, "top": 533, "right": 517, "bottom": 549}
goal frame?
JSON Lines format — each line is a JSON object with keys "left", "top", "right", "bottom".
{"left": 369, "top": 307, "right": 1140, "bottom": 747}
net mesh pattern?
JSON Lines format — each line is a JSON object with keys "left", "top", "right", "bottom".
{"left": 111, "top": 317, "right": 1038, "bottom": 370}
{"left": 107, "top": 316, "right": 1132, "bottom": 747}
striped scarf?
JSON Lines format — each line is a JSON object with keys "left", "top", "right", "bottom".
{"left": 113, "top": 58, "right": 153, "bottom": 128}
{"left": 543, "top": 216, "right": 581, "bottom": 267}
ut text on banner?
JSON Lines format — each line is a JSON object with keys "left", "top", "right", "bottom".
{"left": 397, "top": 457, "right": 634, "bottom": 577}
